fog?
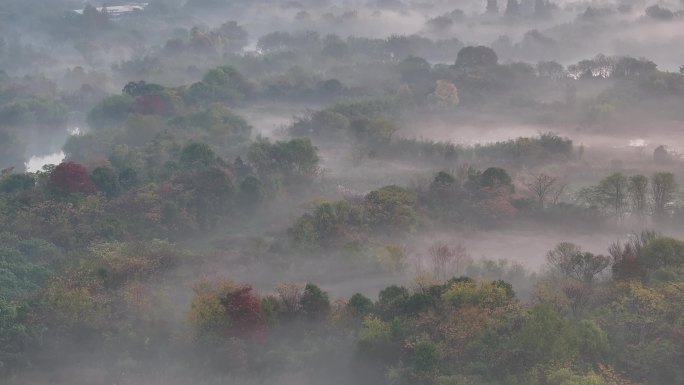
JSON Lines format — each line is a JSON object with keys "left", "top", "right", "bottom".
{"left": 2, "top": 0, "right": 684, "bottom": 384}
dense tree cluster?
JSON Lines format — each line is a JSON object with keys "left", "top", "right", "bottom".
{"left": 174, "top": 235, "right": 684, "bottom": 384}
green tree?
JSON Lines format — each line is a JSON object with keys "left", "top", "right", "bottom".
{"left": 412, "top": 340, "right": 440, "bottom": 373}
{"left": 398, "top": 56, "right": 431, "bottom": 83}
{"left": 376, "top": 285, "right": 410, "bottom": 319}
{"left": 517, "top": 304, "right": 575, "bottom": 365}
{"left": 430, "top": 171, "right": 458, "bottom": 197}
{"left": 442, "top": 279, "right": 515, "bottom": 309}
{"left": 91, "top": 166, "right": 120, "bottom": 198}
{"left": 87, "top": 94, "right": 134, "bottom": 130}
{"left": 118, "top": 167, "right": 139, "bottom": 190}
{"left": 350, "top": 118, "right": 397, "bottom": 150}
{"left": 455, "top": 46, "right": 498, "bottom": 71}
{"left": 300, "top": 283, "right": 330, "bottom": 320}
{"left": 247, "top": 138, "right": 319, "bottom": 183}
{"left": 0, "top": 297, "right": 29, "bottom": 376}
{"left": 180, "top": 166, "right": 234, "bottom": 228}
{"left": 0, "top": 174, "right": 35, "bottom": 194}
{"left": 188, "top": 66, "right": 251, "bottom": 105}
{"left": 122, "top": 80, "right": 164, "bottom": 97}
{"left": 479, "top": 167, "right": 514, "bottom": 193}
{"left": 180, "top": 142, "right": 218, "bottom": 169}
{"left": 348, "top": 293, "right": 374, "bottom": 316}
{"left": 364, "top": 185, "right": 417, "bottom": 232}
{"left": 640, "top": 237, "right": 684, "bottom": 270}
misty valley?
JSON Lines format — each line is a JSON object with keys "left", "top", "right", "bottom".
{"left": 1, "top": 0, "right": 684, "bottom": 384}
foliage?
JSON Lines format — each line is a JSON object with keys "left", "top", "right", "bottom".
{"left": 455, "top": 46, "right": 499, "bottom": 71}
{"left": 364, "top": 185, "right": 417, "bottom": 232}
{"left": 87, "top": 94, "right": 134, "bottom": 130}
{"left": 248, "top": 138, "right": 319, "bottom": 180}
{"left": 0, "top": 296, "right": 30, "bottom": 375}
{"left": 188, "top": 66, "right": 252, "bottom": 105}
{"left": 189, "top": 280, "right": 267, "bottom": 340}
{"left": 300, "top": 283, "right": 330, "bottom": 320}
{"left": 3, "top": 7, "right": 684, "bottom": 383}
{"left": 640, "top": 237, "right": 684, "bottom": 270}
{"left": 0, "top": 174, "right": 35, "bottom": 194}
{"left": 442, "top": 279, "right": 515, "bottom": 309}
{"left": 348, "top": 293, "right": 374, "bottom": 316}
{"left": 48, "top": 162, "right": 95, "bottom": 196}
{"left": 90, "top": 166, "right": 120, "bottom": 198}
{"left": 546, "top": 242, "right": 610, "bottom": 283}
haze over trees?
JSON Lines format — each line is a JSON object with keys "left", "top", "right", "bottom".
{"left": 1, "top": 0, "right": 684, "bottom": 384}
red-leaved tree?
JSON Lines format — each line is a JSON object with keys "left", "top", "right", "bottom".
{"left": 220, "top": 285, "right": 267, "bottom": 339}
{"left": 477, "top": 188, "right": 517, "bottom": 220}
{"left": 133, "top": 95, "right": 166, "bottom": 115}
{"left": 49, "top": 162, "right": 96, "bottom": 195}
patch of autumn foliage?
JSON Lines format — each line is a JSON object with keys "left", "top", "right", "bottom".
{"left": 477, "top": 188, "right": 517, "bottom": 220}
{"left": 133, "top": 95, "right": 166, "bottom": 115}
{"left": 48, "top": 162, "right": 95, "bottom": 195}
{"left": 189, "top": 279, "right": 268, "bottom": 341}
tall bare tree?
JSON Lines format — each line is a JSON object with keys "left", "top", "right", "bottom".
{"left": 428, "top": 241, "right": 472, "bottom": 280}
{"left": 525, "top": 173, "right": 558, "bottom": 209}
{"left": 546, "top": 242, "right": 610, "bottom": 316}
{"left": 275, "top": 282, "right": 305, "bottom": 315}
